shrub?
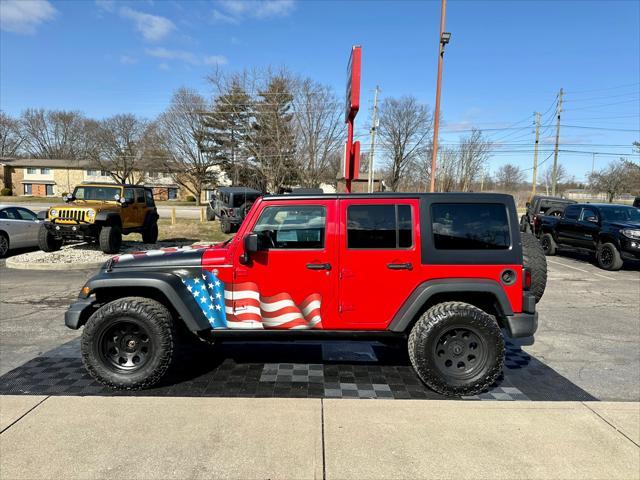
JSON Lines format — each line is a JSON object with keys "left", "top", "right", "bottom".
{"left": 0, "top": 187, "right": 13, "bottom": 196}
{"left": 185, "top": 195, "right": 196, "bottom": 202}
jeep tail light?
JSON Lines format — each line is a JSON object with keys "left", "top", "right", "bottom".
{"left": 523, "top": 268, "right": 532, "bottom": 290}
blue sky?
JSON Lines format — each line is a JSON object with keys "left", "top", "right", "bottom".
{"left": 1, "top": 0, "right": 639, "bottom": 181}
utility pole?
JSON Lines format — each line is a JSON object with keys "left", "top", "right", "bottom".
{"left": 551, "top": 88, "right": 563, "bottom": 196}
{"left": 429, "top": 0, "right": 451, "bottom": 192}
{"left": 367, "top": 86, "right": 380, "bottom": 193}
{"left": 591, "top": 152, "right": 596, "bottom": 177}
{"left": 531, "top": 112, "right": 541, "bottom": 197}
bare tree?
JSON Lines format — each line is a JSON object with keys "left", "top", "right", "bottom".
{"left": 90, "top": 114, "right": 151, "bottom": 183}
{"left": 495, "top": 163, "right": 525, "bottom": 191}
{"left": 0, "top": 111, "right": 24, "bottom": 157}
{"left": 20, "top": 109, "right": 88, "bottom": 159}
{"left": 455, "top": 129, "right": 492, "bottom": 192}
{"left": 292, "top": 78, "right": 343, "bottom": 188}
{"left": 589, "top": 158, "right": 639, "bottom": 202}
{"left": 157, "top": 88, "right": 223, "bottom": 205}
{"left": 378, "top": 96, "right": 432, "bottom": 191}
{"left": 542, "top": 163, "right": 568, "bottom": 195}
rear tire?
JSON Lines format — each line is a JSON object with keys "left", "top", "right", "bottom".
{"left": 99, "top": 225, "right": 122, "bottom": 254}
{"left": 81, "top": 297, "right": 175, "bottom": 390}
{"left": 0, "top": 232, "right": 9, "bottom": 257}
{"left": 596, "top": 242, "right": 623, "bottom": 271}
{"left": 408, "top": 302, "right": 505, "bottom": 397}
{"left": 38, "top": 225, "right": 63, "bottom": 252}
{"left": 522, "top": 232, "right": 547, "bottom": 303}
{"left": 142, "top": 223, "right": 158, "bottom": 244}
{"left": 540, "top": 233, "right": 557, "bottom": 256}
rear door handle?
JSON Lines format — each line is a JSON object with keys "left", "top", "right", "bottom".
{"left": 306, "top": 263, "right": 331, "bottom": 271}
{"left": 387, "top": 262, "right": 412, "bottom": 270}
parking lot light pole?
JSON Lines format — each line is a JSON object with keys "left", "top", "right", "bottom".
{"left": 430, "top": 0, "right": 451, "bottom": 192}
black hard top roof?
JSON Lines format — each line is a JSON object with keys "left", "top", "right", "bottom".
{"left": 262, "top": 192, "right": 516, "bottom": 202}
{"left": 218, "top": 186, "right": 261, "bottom": 193}
{"left": 78, "top": 182, "right": 152, "bottom": 190}
{"left": 575, "top": 203, "right": 638, "bottom": 208}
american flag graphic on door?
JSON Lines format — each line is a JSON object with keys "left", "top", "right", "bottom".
{"left": 182, "top": 271, "right": 322, "bottom": 330}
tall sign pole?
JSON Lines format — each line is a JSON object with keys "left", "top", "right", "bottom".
{"left": 344, "top": 46, "right": 362, "bottom": 194}
{"left": 367, "top": 85, "right": 380, "bottom": 193}
{"left": 430, "top": 0, "right": 450, "bottom": 193}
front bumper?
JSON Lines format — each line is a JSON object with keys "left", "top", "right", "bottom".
{"left": 43, "top": 221, "right": 97, "bottom": 239}
{"left": 620, "top": 237, "right": 640, "bottom": 260}
{"left": 64, "top": 297, "right": 96, "bottom": 329}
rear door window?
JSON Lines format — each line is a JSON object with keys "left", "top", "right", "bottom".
{"left": 564, "top": 205, "right": 580, "bottom": 220}
{"left": 431, "top": 203, "right": 510, "bottom": 250}
{"left": 347, "top": 204, "right": 413, "bottom": 249}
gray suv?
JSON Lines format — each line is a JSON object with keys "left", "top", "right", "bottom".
{"left": 206, "top": 186, "right": 261, "bottom": 233}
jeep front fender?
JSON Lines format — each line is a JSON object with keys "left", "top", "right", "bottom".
{"left": 387, "top": 279, "right": 514, "bottom": 333}
{"left": 67, "top": 270, "right": 210, "bottom": 332}
{"left": 95, "top": 212, "right": 122, "bottom": 226}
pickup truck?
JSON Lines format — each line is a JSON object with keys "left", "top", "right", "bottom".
{"left": 540, "top": 203, "right": 640, "bottom": 270}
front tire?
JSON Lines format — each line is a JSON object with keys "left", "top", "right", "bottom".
{"left": 99, "top": 225, "right": 122, "bottom": 254}
{"left": 142, "top": 223, "right": 158, "bottom": 244}
{"left": 596, "top": 242, "right": 623, "bottom": 271}
{"left": 81, "top": 297, "right": 175, "bottom": 390}
{"left": 540, "top": 233, "right": 557, "bottom": 256}
{"left": 522, "top": 232, "right": 547, "bottom": 303}
{"left": 38, "top": 225, "right": 63, "bottom": 252}
{"left": 0, "top": 232, "right": 9, "bottom": 257}
{"left": 408, "top": 302, "right": 505, "bottom": 396}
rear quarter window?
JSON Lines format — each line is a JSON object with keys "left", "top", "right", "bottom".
{"left": 431, "top": 203, "right": 510, "bottom": 250}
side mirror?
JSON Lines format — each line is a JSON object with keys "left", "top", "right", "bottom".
{"left": 118, "top": 197, "right": 129, "bottom": 207}
{"left": 244, "top": 233, "right": 259, "bottom": 254}
{"left": 240, "top": 233, "right": 259, "bottom": 265}
{"left": 586, "top": 216, "right": 598, "bottom": 223}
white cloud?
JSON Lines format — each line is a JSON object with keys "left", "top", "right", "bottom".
{"left": 120, "top": 6, "right": 175, "bottom": 42}
{"left": 0, "top": 0, "right": 56, "bottom": 34}
{"left": 159, "top": 63, "right": 170, "bottom": 71}
{"left": 146, "top": 48, "right": 227, "bottom": 67}
{"left": 120, "top": 55, "right": 138, "bottom": 65}
{"left": 213, "top": 0, "right": 294, "bottom": 23}
{"left": 204, "top": 55, "right": 228, "bottom": 66}
{"left": 95, "top": 0, "right": 115, "bottom": 13}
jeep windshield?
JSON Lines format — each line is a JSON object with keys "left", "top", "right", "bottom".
{"left": 73, "top": 186, "right": 121, "bottom": 201}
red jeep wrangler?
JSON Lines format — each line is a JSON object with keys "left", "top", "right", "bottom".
{"left": 65, "top": 193, "right": 546, "bottom": 396}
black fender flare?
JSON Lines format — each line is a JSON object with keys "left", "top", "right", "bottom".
{"left": 387, "top": 279, "right": 514, "bottom": 333}
{"left": 95, "top": 212, "right": 122, "bottom": 227}
{"left": 69, "top": 271, "right": 209, "bottom": 332}
{"left": 143, "top": 209, "right": 159, "bottom": 228}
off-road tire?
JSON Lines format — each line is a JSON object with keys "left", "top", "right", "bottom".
{"left": 0, "top": 232, "right": 9, "bottom": 258}
{"left": 520, "top": 215, "right": 532, "bottom": 233}
{"left": 81, "top": 297, "right": 175, "bottom": 390}
{"left": 522, "top": 232, "right": 547, "bottom": 303}
{"left": 206, "top": 208, "right": 215, "bottom": 221}
{"left": 541, "top": 233, "right": 557, "bottom": 256}
{"left": 99, "top": 225, "right": 122, "bottom": 254}
{"left": 38, "top": 225, "right": 63, "bottom": 252}
{"left": 408, "top": 302, "right": 505, "bottom": 397}
{"left": 596, "top": 242, "right": 623, "bottom": 271}
{"left": 220, "top": 220, "right": 232, "bottom": 234}
{"left": 546, "top": 208, "right": 563, "bottom": 217}
{"left": 142, "top": 222, "right": 159, "bottom": 244}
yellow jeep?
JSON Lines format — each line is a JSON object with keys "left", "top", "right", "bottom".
{"left": 37, "top": 183, "right": 159, "bottom": 254}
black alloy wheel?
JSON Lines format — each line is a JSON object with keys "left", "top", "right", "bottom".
{"left": 99, "top": 319, "right": 153, "bottom": 372}
{"left": 433, "top": 326, "right": 488, "bottom": 380}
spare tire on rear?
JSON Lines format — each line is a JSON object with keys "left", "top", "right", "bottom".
{"left": 521, "top": 232, "right": 547, "bottom": 303}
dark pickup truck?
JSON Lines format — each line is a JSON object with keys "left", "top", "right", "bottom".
{"left": 540, "top": 203, "right": 640, "bottom": 270}
{"left": 520, "top": 195, "right": 576, "bottom": 237}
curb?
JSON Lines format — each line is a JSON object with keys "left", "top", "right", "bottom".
{"left": 4, "top": 257, "right": 103, "bottom": 271}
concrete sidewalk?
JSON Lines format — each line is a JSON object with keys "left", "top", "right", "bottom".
{"left": 1, "top": 396, "right": 638, "bottom": 480}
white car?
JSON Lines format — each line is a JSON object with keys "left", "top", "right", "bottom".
{"left": 0, "top": 205, "right": 41, "bottom": 257}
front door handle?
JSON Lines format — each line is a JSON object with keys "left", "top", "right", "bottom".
{"left": 387, "top": 262, "right": 413, "bottom": 270}
{"left": 306, "top": 262, "right": 331, "bottom": 271}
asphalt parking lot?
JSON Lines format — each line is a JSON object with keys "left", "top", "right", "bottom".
{"left": 0, "top": 252, "right": 638, "bottom": 401}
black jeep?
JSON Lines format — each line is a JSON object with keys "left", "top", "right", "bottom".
{"left": 206, "top": 186, "right": 261, "bottom": 234}
{"left": 520, "top": 195, "right": 576, "bottom": 237}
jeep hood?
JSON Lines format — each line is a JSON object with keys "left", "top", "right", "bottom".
{"left": 108, "top": 243, "right": 230, "bottom": 269}
{"left": 49, "top": 201, "right": 120, "bottom": 210}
